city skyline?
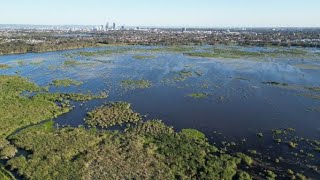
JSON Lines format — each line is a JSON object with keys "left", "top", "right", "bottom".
{"left": 1, "top": 0, "right": 320, "bottom": 27}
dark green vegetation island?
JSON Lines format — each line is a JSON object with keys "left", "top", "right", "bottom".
{"left": 0, "top": 29, "right": 320, "bottom": 179}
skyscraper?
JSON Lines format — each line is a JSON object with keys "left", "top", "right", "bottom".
{"left": 105, "top": 22, "right": 109, "bottom": 31}
{"left": 112, "top": 22, "right": 116, "bottom": 30}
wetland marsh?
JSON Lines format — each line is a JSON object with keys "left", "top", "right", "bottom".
{"left": 0, "top": 45, "right": 319, "bottom": 179}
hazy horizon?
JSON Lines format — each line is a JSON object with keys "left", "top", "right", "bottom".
{"left": 1, "top": 24, "right": 320, "bottom": 29}
{"left": 1, "top": 0, "right": 320, "bottom": 27}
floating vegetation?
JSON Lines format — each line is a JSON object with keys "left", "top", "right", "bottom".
{"left": 133, "top": 55, "right": 156, "bottom": 60}
{"left": 288, "top": 141, "right": 298, "bottom": 148}
{"left": 78, "top": 50, "right": 113, "bottom": 56}
{"left": 257, "top": 133, "right": 264, "bottom": 138}
{"left": 76, "top": 48, "right": 131, "bottom": 57}
{"left": 262, "top": 82, "right": 320, "bottom": 93}
{"left": 262, "top": 81, "right": 289, "bottom": 86}
{"left": 234, "top": 76, "right": 250, "bottom": 81}
{"left": 63, "top": 53, "right": 74, "bottom": 58}
{"left": 63, "top": 60, "right": 81, "bottom": 66}
{"left": 187, "top": 93, "right": 208, "bottom": 99}
{"left": 173, "top": 70, "right": 195, "bottom": 81}
{"left": 296, "top": 173, "right": 307, "bottom": 180}
{"left": 270, "top": 128, "right": 320, "bottom": 167}
{"left": 305, "top": 87, "right": 320, "bottom": 92}
{"left": 248, "top": 150, "right": 257, "bottom": 155}
{"left": 51, "top": 79, "right": 83, "bottom": 87}
{"left": 85, "top": 102, "right": 142, "bottom": 128}
{"left": 150, "top": 46, "right": 195, "bottom": 53}
{"left": 307, "top": 107, "right": 320, "bottom": 112}
{"left": 184, "top": 48, "right": 263, "bottom": 59}
{"left": 121, "top": 79, "right": 152, "bottom": 90}
{"left": 17, "top": 60, "right": 26, "bottom": 66}
{"left": 29, "top": 58, "right": 44, "bottom": 65}
{"left": 184, "top": 47, "right": 314, "bottom": 60}
{"left": 294, "top": 64, "right": 320, "bottom": 70}
{"left": 266, "top": 170, "right": 277, "bottom": 180}
{"left": 261, "top": 81, "right": 305, "bottom": 91}
{"left": 0, "top": 64, "right": 10, "bottom": 69}
{"left": 301, "top": 94, "right": 320, "bottom": 100}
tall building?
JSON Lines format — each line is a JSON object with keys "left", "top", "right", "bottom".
{"left": 112, "top": 22, "right": 116, "bottom": 30}
{"left": 105, "top": 22, "right": 109, "bottom": 30}
{"left": 182, "top": 27, "right": 187, "bottom": 32}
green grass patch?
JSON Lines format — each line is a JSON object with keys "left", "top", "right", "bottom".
{"left": 0, "top": 75, "right": 106, "bottom": 139}
{"left": 180, "top": 129, "right": 206, "bottom": 140}
{"left": 85, "top": 102, "right": 142, "bottom": 128}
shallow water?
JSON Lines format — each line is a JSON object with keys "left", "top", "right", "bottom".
{"left": 1, "top": 45, "right": 320, "bottom": 177}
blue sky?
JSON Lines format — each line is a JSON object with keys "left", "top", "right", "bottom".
{"left": 1, "top": 0, "right": 319, "bottom": 27}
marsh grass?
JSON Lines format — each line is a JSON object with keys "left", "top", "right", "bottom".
{"left": 29, "top": 59, "right": 44, "bottom": 65}
{"left": 132, "top": 55, "right": 156, "bottom": 60}
{"left": 76, "top": 48, "right": 131, "bottom": 57}
{"left": 121, "top": 79, "right": 152, "bottom": 90}
{"left": 0, "top": 75, "right": 106, "bottom": 139}
{"left": 17, "top": 60, "right": 26, "bottom": 66}
{"left": 51, "top": 79, "right": 83, "bottom": 87}
{"left": 305, "top": 87, "right": 320, "bottom": 92}
{"left": 262, "top": 81, "right": 289, "bottom": 86}
{"left": 0, "top": 165, "right": 15, "bottom": 180}
{"left": 174, "top": 70, "right": 194, "bottom": 81}
{"left": 64, "top": 60, "right": 81, "bottom": 66}
{"left": 301, "top": 94, "right": 320, "bottom": 100}
{"left": 0, "top": 64, "right": 10, "bottom": 69}
{"left": 8, "top": 118, "right": 253, "bottom": 180}
{"left": 85, "top": 102, "right": 142, "bottom": 128}
{"left": 149, "top": 46, "right": 195, "bottom": 53}
{"left": 184, "top": 47, "right": 314, "bottom": 60}
{"left": 294, "top": 64, "right": 320, "bottom": 70}
{"left": 187, "top": 93, "right": 209, "bottom": 99}
{"left": 185, "top": 48, "right": 263, "bottom": 59}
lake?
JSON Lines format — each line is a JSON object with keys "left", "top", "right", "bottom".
{"left": 1, "top": 45, "right": 319, "bottom": 178}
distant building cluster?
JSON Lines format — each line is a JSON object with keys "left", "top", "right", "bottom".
{"left": 92, "top": 21, "right": 128, "bottom": 32}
